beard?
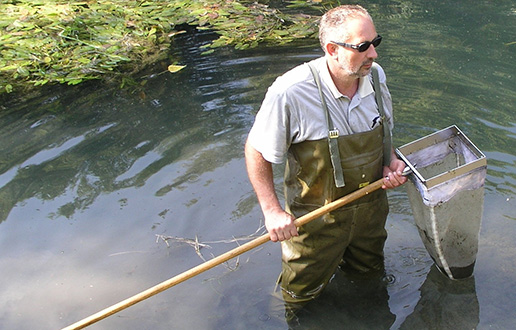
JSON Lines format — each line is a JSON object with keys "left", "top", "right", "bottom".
{"left": 341, "top": 59, "right": 374, "bottom": 77}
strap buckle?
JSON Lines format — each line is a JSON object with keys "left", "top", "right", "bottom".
{"left": 329, "top": 129, "right": 339, "bottom": 139}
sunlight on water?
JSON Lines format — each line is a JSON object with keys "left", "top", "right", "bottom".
{"left": 0, "top": 1, "right": 515, "bottom": 329}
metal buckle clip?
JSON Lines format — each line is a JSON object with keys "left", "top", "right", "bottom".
{"left": 329, "top": 129, "right": 339, "bottom": 139}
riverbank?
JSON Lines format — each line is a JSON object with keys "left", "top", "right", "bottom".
{"left": 0, "top": 0, "right": 319, "bottom": 99}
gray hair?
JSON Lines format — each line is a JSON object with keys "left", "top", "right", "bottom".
{"left": 319, "top": 5, "right": 373, "bottom": 52}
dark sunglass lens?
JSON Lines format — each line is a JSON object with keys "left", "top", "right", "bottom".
{"left": 358, "top": 43, "right": 370, "bottom": 52}
{"left": 372, "top": 36, "right": 382, "bottom": 47}
{"left": 357, "top": 36, "right": 382, "bottom": 52}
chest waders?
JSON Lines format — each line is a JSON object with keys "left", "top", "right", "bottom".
{"left": 279, "top": 64, "right": 390, "bottom": 303}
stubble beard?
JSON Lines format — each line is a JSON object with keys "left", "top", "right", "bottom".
{"left": 342, "top": 59, "right": 375, "bottom": 78}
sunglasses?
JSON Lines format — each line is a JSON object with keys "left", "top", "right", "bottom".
{"left": 331, "top": 35, "right": 382, "bottom": 52}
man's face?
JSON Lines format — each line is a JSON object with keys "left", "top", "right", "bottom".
{"left": 332, "top": 17, "right": 378, "bottom": 78}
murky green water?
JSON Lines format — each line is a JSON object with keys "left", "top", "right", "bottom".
{"left": 1, "top": 1, "right": 515, "bottom": 329}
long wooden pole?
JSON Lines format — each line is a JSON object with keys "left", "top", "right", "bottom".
{"left": 62, "top": 178, "right": 385, "bottom": 330}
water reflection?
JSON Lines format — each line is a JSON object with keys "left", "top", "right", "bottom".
{"left": 0, "top": 0, "right": 515, "bottom": 329}
{"left": 285, "top": 270, "right": 396, "bottom": 329}
{"left": 259, "top": 263, "right": 480, "bottom": 330}
{"left": 400, "top": 266, "right": 479, "bottom": 330}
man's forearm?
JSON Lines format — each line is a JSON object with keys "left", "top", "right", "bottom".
{"left": 244, "top": 141, "right": 283, "bottom": 214}
{"left": 244, "top": 140, "right": 298, "bottom": 241}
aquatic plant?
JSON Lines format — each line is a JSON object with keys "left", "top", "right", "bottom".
{"left": 0, "top": 0, "right": 319, "bottom": 95}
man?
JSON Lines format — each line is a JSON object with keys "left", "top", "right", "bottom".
{"left": 245, "top": 5, "right": 407, "bottom": 303}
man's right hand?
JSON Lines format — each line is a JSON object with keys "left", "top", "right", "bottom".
{"left": 264, "top": 209, "right": 298, "bottom": 242}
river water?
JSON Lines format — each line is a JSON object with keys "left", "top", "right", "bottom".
{"left": 1, "top": 1, "right": 515, "bottom": 329}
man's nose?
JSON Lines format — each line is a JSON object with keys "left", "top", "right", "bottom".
{"left": 367, "top": 45, "right": 378, "bottom": 58}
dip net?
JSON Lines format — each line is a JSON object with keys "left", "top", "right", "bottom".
{"left": 396, "top": 126, "right": 487, "bottom": 279}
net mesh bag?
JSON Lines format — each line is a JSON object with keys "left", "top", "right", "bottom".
{"left": 397, "top": 126, "right": 487, "bottom": 279}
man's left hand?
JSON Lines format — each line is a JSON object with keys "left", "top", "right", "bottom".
{"left": 382, "top": 158, "right": 407, "bottom": 189}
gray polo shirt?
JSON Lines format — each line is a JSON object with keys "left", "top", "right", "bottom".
{"left": 248, "top": 56, "right": 393, "bottom": 164}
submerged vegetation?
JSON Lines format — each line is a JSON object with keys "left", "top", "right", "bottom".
{"left": 0, "top": 0, "right": 321, "bottom": 96}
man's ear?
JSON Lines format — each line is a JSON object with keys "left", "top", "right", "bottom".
{"left": 325, "top": 42, "right": 338, "bottom": 57}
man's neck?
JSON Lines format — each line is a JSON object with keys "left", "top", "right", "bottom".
{"left": 333, "top": 73, "right": 359, "bottom": 99}
{"left": 327, "top": 61, "right": 360, "bottom": 99}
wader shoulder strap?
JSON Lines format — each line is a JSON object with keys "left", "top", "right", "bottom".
{"left": 371, "top": 66, "right": 392, "bottom": 166}
{"left": 308, "top": 63, "right": 345, "bottom": 188}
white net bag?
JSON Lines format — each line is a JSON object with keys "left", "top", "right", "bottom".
{"left": 397, "top": 126, "right": 487, "bottom": 279}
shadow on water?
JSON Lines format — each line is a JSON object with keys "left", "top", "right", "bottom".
{"left": 268, "top": 265, "right": 479, "bottom": 330}
{"left": 400, "top": 266, "right": 479, "bottom": 330}
{"left": 0, "top": 0, "right": 515, "bottom": 329}
{"left": 285, "top": 270, "right": 396, "bottom": 330}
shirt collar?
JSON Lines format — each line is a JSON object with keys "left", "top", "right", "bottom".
{"left": 318, "top": 58, "right": 374, "bottom": 99}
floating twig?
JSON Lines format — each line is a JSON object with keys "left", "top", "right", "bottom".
{"left": 155, "top": 224, "right": 266, "bottom": 264}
